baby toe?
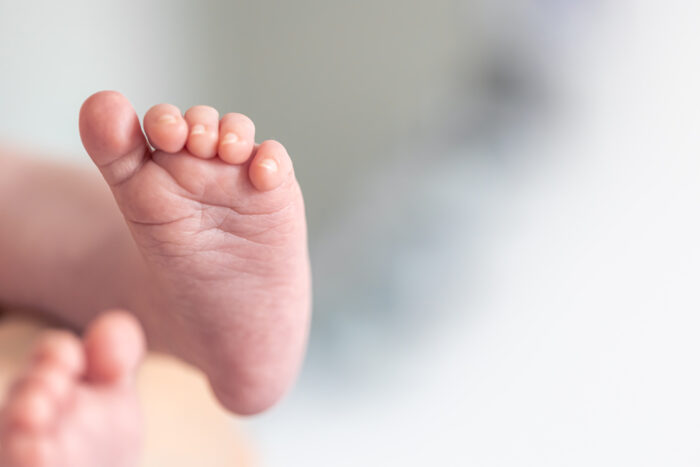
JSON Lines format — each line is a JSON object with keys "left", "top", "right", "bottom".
{"left": 1, "top": 433, "right": 53, "bottom": 467}
{"left": 4, "top": 383, "right": 55, "bottom": 433}
{"left": 79, "top": 91, "right": 149, "bottom": 186}
{"left": 144, "top": 103, "right": 188, "bottom": 153}
{"left": 184, "top": 105, "right": 220, "bottom": 159}
{"left": 248, "top": 140, "right": 293, "bottom": 192}
{"left": 218, "top": 113, "right": 256, "bottom": 164}
{"left": 31, "top": 331, "right": 85, "bottom": 378}
{"left": 24, "top": 364, "right": 74, "bottom": 409}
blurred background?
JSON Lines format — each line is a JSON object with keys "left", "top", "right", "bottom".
{"left": 2, "top": 0, "right": 700, "bottom": 465}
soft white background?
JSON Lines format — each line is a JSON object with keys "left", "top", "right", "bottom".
{"left": 2, "top": 1, "right": 700, "bottom": 465}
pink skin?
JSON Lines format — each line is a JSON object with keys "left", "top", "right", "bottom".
{"left": 0, "top": 311, "right": 144, "bottom": 467}
{"left": 78, "top": 91, "right": 311, "bottom": 415}
{"left": 183, "top": 105, "right": 219, "bottom": 159}
{"left": 143, "top": 104, "right": 188, "bottom": 153}
{"left": 218, "top": 113, "right": 256, "bottom": 164}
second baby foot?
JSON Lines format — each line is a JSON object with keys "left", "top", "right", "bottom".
{"left": 79, "top": 91, "right": 311, "bottom": 415}
{"left": 0, "top": 311, "right": 144, "bottom": 467}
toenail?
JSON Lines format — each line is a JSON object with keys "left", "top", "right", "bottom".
{"left": 258, "top": 158, "right": 278, "bottom": 172}
{"left": 191, "top": 124, "right": 206, "bottom": 135}
{"left": 222, "top": 132, "right": 239, "bottom": 144}
{"left": 158, "top": 114, "right": 177, "bottom": 124}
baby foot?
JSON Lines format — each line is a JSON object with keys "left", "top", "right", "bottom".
{"left": 0, "top": 311, "right": 144, "bottom": 467}
{"left": 79, "top": 91, "right": 311, "bottom": 414}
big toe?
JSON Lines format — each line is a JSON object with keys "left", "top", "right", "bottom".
{"left": 83, "top": 311, "right": 145, "bottom": 385}
{"left": 79, "top": 91, "right": 149, "bottom": 186}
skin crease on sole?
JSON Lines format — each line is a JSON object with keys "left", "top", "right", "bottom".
{"left": 78, "top": 91, "right": 312, "bottom": 415}
{"left": 0, "top": 311, "right": 145, "bottom": 467}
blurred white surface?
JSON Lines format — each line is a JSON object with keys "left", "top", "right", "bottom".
{"left": 251, "top": 1, "right": 700, "bottom": 465}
